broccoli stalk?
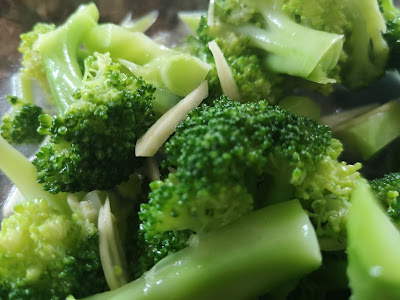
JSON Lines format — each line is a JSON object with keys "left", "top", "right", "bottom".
{"left": 0, "top": 135, "right": 68, "bottom": 212}
{"left": 32, "top": 3, "right": 157, "bottom": 194}
{"left": 1, "top": 72, "right": 44, "bottom": 144}
{"left": 214, "top": 0, "right": 344, "bottom": 83}
{"left": 33, "top": 3, "right": 99, "bottom": 114}
{"left": 347, "top": 180, "right": 400, "bottom": 299}
{"left": 83, "top": 23, "right": 211, "bottom": 113}
{"left": 83, "top": 200, "right": 322, "bottom": 300}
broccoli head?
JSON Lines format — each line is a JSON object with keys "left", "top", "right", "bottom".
{"left": 138, "top": 97, "right": 361, "bottom": 269}
{"left": 30, "top": 4, "right": 156, "bottom": 194}
{"left": 0, "top": 199, "right": 105, "bottom": 299}
{"left": 1, "top": 95, "right": 43, "bottom": 144}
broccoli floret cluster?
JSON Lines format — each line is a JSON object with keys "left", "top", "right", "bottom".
{"left": 34, "top": 52, "right": 156, "bottom": 193}
{"left": 0, "top": 199, "right": 105, "bottom": 300}
{"left": 138, "top": 97, "right": 361, "bottom": 268}
{"left": 1, "top": 95, "right": 43, "bottom": 144}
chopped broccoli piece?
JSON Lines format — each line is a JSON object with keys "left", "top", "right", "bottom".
{"left": 283, "top": 0, "right": 389, "bottom": 89}
{"left": 0, "top": 135, "right": 106, "bottom": 299}
{"left": 0, "top": 199, "right": 105, "bottom": 300}
{"left": 139, "top": 98, "right": 361, "bottom": 266}
{"left": 371, "top": 172, "right": 400, "bottom": 222}
{"left": 82, "top": 22, "right": 210, "bottom": 113}
{"left": 347, "top": 180, "right": 400, "bottom": 299}
{"left": 287, "top": 251, "right": 349, "bottom": 299}
{"left": 182, "top": 15, "right": 288, "bottom": 103}
{"left": 82, "top": 200, "right": 322, "bottom": 300}
{"left": 1, "top": 72, "right": 43, "bottom": 144}
{"left": 31, "top": 4, "right": 156, "bottom": 194}
{"left": 332, "top": 101, "right": 400, "bottom": 160}
{"left": 278, "top": 95, "right": 321, "bottom": 121}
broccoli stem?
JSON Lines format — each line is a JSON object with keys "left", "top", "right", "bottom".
{"left": 0, "top": 135, "right": 69, "bottom": 212}
{"left": 232, "top": 0, "right": 343, "bottom": 83}
{"left": 83, "top": 200, "right": 321, "bottom": 300}
{"left": 34, "top": 3, "right": 99, "bottom": 113}
{"left": 14, "top": 72, "right": 34, "bottom": 103}
{"left": 380, "top": 0, "right": 399, "bottom": 19}
{"left": 347, "top": 180, "right": 400, "bottom": 299}
{"left": 83, "top": 24, "right": 211, "bottom": 97}
{"left": 333, "top": 101, "right": 400, "bottom": 160}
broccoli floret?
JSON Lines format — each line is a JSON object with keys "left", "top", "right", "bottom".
{"left": 139, "top": 97, "right": 361, "bottom": 266}
{"left": 370, "top": 172, "right": 400, "bottom": 222}
{"left": 0, "top": 199, "right": 105, "bottom": 300}
{"left": 295, "top": 139, "right": 362, "bottom": 245}
{"left": 18, "top": 22, "right": 56, "bottom": 94}
{"left": 1, "top": 96, "right": 43, "bottom": 144}
{"left": 212, "top": 0, "right": 344, "bottom": 83}
{"left": 0, "top": 135, "right": 106, "bottom": 299}
{"left": 31, "top": 4, "right": 156, "bottom": 194}
{"left": 1, "top": 72, "right": 43, "bottom": 144}
{"left": 183, "top": 15, "right": 287, "bottom": 104}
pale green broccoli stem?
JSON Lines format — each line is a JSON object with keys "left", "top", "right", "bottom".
{"left": 83, "top": 200, "right": 322, "bottom": 300}
{"left": 347, "top": 181, "right": 400, "bottom": 299}
{"left": 333, "top": 101, "right": 400, "bottom": 160}
{"left": 34, "top": 3, "right": 99, "bottom": 113}
{"left": 13, "top": 72, "right": 34, "bottom": 103}
{"left": 380, "top": 0, "right": 399, "bottom": 19}
{"left": 0, "top": 135, "right": 69, "bottom": 212}
{"left": 178, "top": 11, "right": 205, "bottom": 33}
{"left": 83, "top": 24, "right": 211, "bottom": 97}
{"left": 278, "top": 96, "right": 321, "bottom": 121}
{"left": 344, "top": 0, "right": 388, "bottom": 88}
{"left": 231, "top": 0, "right": 343, "bottom": 83}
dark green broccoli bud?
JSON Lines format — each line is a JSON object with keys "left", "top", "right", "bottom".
{"left": 0, "top": 199, "right": 105, "bottom": 300}
{"left": 1, "top": 96, "right": 43, "bottom": 144}
{"left": 370, "top": 172, "right": 400, "bottom": 221}
{"left": 134, "top": 229, "right": 193, "bottom": 278}
{"left": 31, "top": 4, "right": 156, "bottom": 194}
